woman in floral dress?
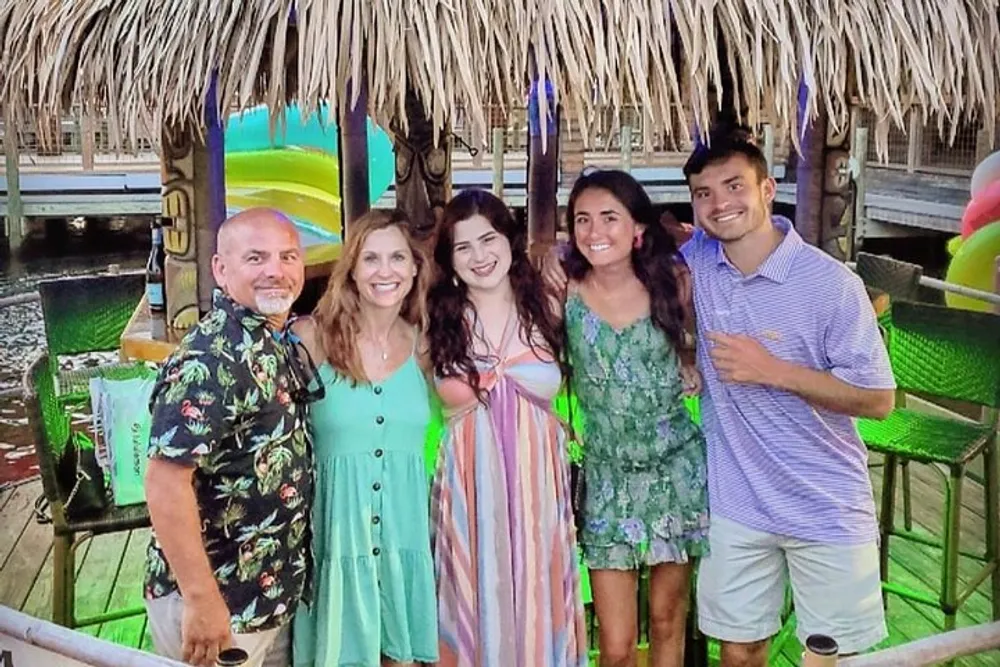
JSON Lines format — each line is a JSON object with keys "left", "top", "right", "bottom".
{"left": 558, "top": 170, "right": 709, "bottom": 666}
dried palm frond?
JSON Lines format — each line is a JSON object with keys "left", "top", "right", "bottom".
{"left": 1, "top": 0, "right": 997, "bottom": 157}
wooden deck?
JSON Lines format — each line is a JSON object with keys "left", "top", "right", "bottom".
{"left": 1, "top": 457, "right": 997, "bottom": 665}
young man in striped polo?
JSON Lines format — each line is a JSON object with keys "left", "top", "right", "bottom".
{"left": 682, "top": 130, "right": 896, "bottom": 666}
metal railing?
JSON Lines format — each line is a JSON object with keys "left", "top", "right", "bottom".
{"left": 856, "top": 107, "right": 996, "bottom": 176}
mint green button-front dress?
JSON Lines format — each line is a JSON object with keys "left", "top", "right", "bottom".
{"left": 293, "top": 356, "right": 438, "bottom": 666}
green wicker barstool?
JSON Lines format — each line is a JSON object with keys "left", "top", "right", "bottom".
{"left": 855, "top": 252, "right": 924, "bottom": 532}
{"left": 858, "top": 301, "right": 1000, "bottom": 632}
{"left": 22, "top": 272, "right": 152, "bottom": 628}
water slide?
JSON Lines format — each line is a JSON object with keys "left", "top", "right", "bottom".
{"left": 223, "top": 104, "right": 396, "bottom": 268}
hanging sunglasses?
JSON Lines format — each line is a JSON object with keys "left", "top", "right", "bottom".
{"left": 282, "top": 331, "right": 326, "bottom": 405}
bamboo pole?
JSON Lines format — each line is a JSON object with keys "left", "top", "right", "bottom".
{"left": 0, "top": 605, "right": 186, "bottom": 666}
{"left": 838, "top": 621, "right": 1000, "bottom": 666}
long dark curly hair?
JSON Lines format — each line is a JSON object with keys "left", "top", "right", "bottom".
{"left": 428, "top": 189, "right": 566, "bottom": 400}
{"left": 564, "top": 169, "right": 686, "bottom": 353}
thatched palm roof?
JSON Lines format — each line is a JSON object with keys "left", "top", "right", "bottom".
{"left": 1, "top": 0, "right": 998, "bottom": 152}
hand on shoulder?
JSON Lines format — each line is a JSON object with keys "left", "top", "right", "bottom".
{"left": 290, "top": 316, "right": 325, "bottom": 365}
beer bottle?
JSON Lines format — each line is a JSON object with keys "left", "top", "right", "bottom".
{"left": 146, "top": 219, "right": 167, "bottom": 340}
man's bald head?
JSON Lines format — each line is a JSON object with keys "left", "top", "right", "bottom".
{"left": 212, "top": 208, "right": 305, "bottom": 324}
{"left": 217, "top": 208, "right": 301, "bottom": 256}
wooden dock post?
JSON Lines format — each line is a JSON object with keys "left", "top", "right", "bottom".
{"left": 492, "top": 127, "right": 505, "bottom": 198}
{"left": 3, "top": 117, "right": 24, "bottom": 252}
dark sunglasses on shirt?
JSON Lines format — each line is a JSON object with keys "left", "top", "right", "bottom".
{"left": 284, "top": 333, "right": 326, "bottom": 405}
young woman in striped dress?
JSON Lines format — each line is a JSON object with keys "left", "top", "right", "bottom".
{"left": 427, "top": 189, "right": 587, "bottom": 667}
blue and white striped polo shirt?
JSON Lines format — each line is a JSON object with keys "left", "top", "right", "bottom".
{"left": 681, "top": 216, "right": 895, "bottom": 544}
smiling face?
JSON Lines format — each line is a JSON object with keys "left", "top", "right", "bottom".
{"left": 351, "top": 226, "right": 418, "bottom": 310}
{"left": 571, "top": 187, "right": 644, "bottom": 269}
{"left": 688, "top": 153, "right": 775, "bottom": 243}
{"left": 451, "top": 214, "right": 513, "bottom": 294}
{"left": 212, "top": 211, "right": 305, "bottom": 318}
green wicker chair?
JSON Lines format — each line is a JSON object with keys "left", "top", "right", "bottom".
{"left": 856, "top": 252, "right": 923, "bottom": 304}
{"left": 857, "top": 301, "right": 1000, "bottom": 631}
{"left": 855, "top": 252, "right": 924, "bottom": 532}
{"left": 23, "top": 272, "right": 152, "bottom": 628}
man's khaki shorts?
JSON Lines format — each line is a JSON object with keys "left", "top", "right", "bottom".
{"left": 145, "top": 591, "right": 291, "bottom": 667}
{"left": 697, "top": 515, "right": 887, "bottom": 655}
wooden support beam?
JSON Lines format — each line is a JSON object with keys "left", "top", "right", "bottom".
{"left": 795, "top": 83, "right": 854, "bottom": 259}
{"left": 158, "top": 75, "right": 228, "bottom": 333}
{"left": 526, "top": 79, "right": 559, "bottom": 260}
{"left": 3, "top": 118, "right": 24, "bottom": 252}
{"left": 795, "top": 98, "right": 827, "bottom": 247}
{"left": 199, "top": 75, "right": 227, "bottom": 315}
{"left": 339, "top": 76, "right": 371, "bottom": 235}
{"left": 392, "top": 88, "right": 452, "bottom": 238}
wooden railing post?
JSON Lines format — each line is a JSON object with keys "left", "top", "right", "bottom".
{"left": 80, "top": 113, "right": 95, "bottom": 171}
{"left": 906, "top": 109, "right": 923, "bottom": 173}
{"left": 492, "top": 127, "right": 505, "bottom": 198}
{"left": 3, "top": 117, "right": 24, "bottom": 252}
{"left": 620, "top": 125, "right": 633, "bottom": 172}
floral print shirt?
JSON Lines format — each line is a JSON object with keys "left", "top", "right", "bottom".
{"left": 144, "top": 289, "right": 312, "bottom": 632}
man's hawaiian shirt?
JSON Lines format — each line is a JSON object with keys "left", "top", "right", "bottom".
{"left": 144, "top": 289, "right": 312, "bottom": 632}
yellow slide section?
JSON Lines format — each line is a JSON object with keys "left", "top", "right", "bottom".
{"left": 224, "top": 149, "right": 344, "bottom": 268}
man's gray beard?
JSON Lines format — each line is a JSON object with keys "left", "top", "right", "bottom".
{"left": 255, "top": 294, "right": 295, "bottom": 316}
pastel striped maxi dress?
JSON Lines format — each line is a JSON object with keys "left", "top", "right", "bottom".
{"left": 430, "top": 326, "right": 587, "bottom": 667}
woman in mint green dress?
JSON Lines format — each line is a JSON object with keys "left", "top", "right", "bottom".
{"left": 291, "top": 209, "right": 438, "bottom": 666}
{"left": 555, "top": 170, "right": 709, "bottom": 666}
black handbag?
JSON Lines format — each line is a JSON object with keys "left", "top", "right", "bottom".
{"left": 56, "top": 431, "right": 108, "bottom": 519}
{"left": 566, "top": 396, "right": 585, "bottom": 534}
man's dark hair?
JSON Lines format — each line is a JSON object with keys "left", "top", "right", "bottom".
{"left": 682, "top": 126, "right": 769, "bottom": 184}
